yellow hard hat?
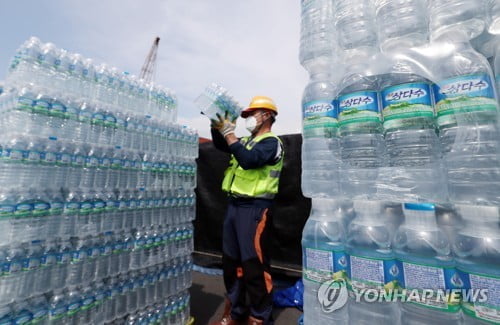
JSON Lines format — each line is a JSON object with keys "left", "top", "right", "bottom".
{"left": 241, "top": 96, "right": 278, "bottom": 118}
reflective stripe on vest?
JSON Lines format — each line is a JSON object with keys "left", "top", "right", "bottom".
{"left": 221, "top": 132, "right": 284, "bottom": 199}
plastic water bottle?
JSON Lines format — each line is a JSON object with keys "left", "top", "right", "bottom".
{"left": 39, "top": 239, "right": 57, "bottom": 293}
{"left": 41, "top": 137, "right": 60, "bottom": 189}
{"left": 433, "top": 42, "right": 500, "bottom": 205}
{"left": 77, "top": 284, "right": 95, "bottom": 325}
{"left": 393, "top": 203, "right": 462, "bottom": 324}
{"left": 48, "top": 288, "right": 67, "bottom": 325}
{"left": 335, "top": 0, "right": 378, "bottom": 60}
{"left": 374, "top": 0, "right": 429, "bottom": 52}
{"left": 301, "top": 68, "right": 340, "bottom": 198}
{"left": 454, "top": 205, "right": 500, "bottom": 324}
{"left": 379, "top": 69, "right": 446, "bottom": 202}
{"left": 29, "top": 294, "right": 49, "bottom": 325}
{"left": 302, "top": 199, "right": 349, "bottom": 324}
{"left": 115, "top": 274, "right": 128, "bottom": 319}
{"left": 6, "top": 37, "right": 42, "bottom": 88}
{"left": 429, "top": 0, "right": 487, "bottom": 40}
{"left": 23, "top": 240, "right": 43, "bottom": 297}
{"left": 488, "top": 0, "right": 500, "bottom": 34}
{"left": 494, "top": 42, "right": 500, "bottom": 100}
{"left": 300, "top": 0, "right": 337, "bottom": 68}
{"left": 65, "top": 285, "right": 83, "bottom": 324}
{"left": 338, "top": 66, "right": 386, "bottom": 199}
{"left": 51, "top": 238, "right": 69, "bottom": 291}
{"left": 346, "top": 200, "right": 399, "bottom": 323}
{"left": 6, "top": 88, "right": 37, "bottom": 137}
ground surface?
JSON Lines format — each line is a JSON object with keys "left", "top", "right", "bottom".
{"left": 190, "top": 271, "right": 302, "bottom": 324}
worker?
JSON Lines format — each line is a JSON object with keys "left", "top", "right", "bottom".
{"left": 209, "top": 96, "right": 284, "bottom": 325}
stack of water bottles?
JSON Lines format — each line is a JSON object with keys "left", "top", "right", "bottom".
{"left": 300, "top": 0, "right": 500, "bottom": 324}
{"left": 0, "top": 37, "right": 198, "bottom": 325}
{"left": 194, "top": 83, "right": 243, "bottom": 122}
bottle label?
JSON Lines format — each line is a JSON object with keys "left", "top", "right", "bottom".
{"left": 347, "top": 254, "right": 403, "bottom": 295}
{"left": 79, "top": 110, "right": 92, "bottom": 123}
{"left": 113, "top": 242, "right": 123, "bottom": 254}
{"left": 116, "top": 118, "right": 127, "bottom": 129}
{"left": 72, "top": 248, "right": 88, "bottom": 262}
{"left": 94, "top": 201, "right": 105, "bottom": 213}
{"left": 27, "top": 150, "right": 41, "bottom": 163}
{"left": 67, "top": 301, "right": 82, "bottom": 316}
{"left": 0, "top": 204, "right": 16, "bottom": 219}
{"left": 22, "top": 256, "right": 41, "bottom": 271}
{"left": 104, "top": 114, "right": 117, "bottom": 128}
{"left": 50, "top": 201, "right": 64, "bottom": 216}
{"left": 80, "top": 202, "right": 94, "bottom": 215}
{"left": 14, "top": 312, "right": 32, "bottom": 324}
{"left": 95, "top": 292, "right": 105, "bottom": 303}
{"left": 111, "top": 158, "right": 122, "bottom": 170}
{"left": 381, "top": 82, "right": 434, "bottom": 127}
{"left": 66, "top": 106, "right": 79, "bottom": 120}
{"left": 50, "top": 306, "right": 67, "bottom": 320}
{"left": 64, "top": 202, "right": 81, "bottom": 215}
{"left": 302, "top": 100, "right": 338, "bottom": 139}
{"left": 43, "top": 252, "right": 57, "bottom": 266}
{"left": 433, "top": 74, "right": 498, "bottom": 126}
{"left": 34, "top": 99, "right": 51, "bottom": 116}
{"left": 401, "top": 261, "right": 461, "bottom": 312}
{"left": 58, "top": 153, "right": 71, "bottom": 165}
{"left": 17, "top": 96, "right": 34, "bottom": 111}
{"left": 51, "top": 102, "right": 66, "bottom": 118}
{"left": 87, "top": 156, "right": 99, "bottom": 168}
{"left": 303, "top": 247, "right": 348, "bottom": 283}
{"left": 15, "top": 203, "right": 33, "bottom": 218}
{"left": 104, "top": 200, "right": 117, "bottom": 211}
{"left": 33, "top": 202, "right": 50, "bottom": 217}
{"left": 44, "top": 152, "right": 56, "bottom": 164}
{"left": 457, "top": 270, "right": 500, "bottom": 323}
{"left": 338, "top": 91, "right": 381, "bottom": 126}
{"left": 32, "top": 308, "right": 48, "bottom": 321}
{"left": 103, "top": 244, "right": 113, "bottom": 255}
{"left": 10, "top": 149, "right": 28, "bottom": 162}
{"left": 72, "top": 155, "right": 85, "bottom": 166}
{"left": 57, "top": 251, "right": 72, "bottom": 264}
{"left": 81, "top": 296, "right": 95, "bottom": 310}
{"left": 88, "top": 247, "right": 100, "bottom": 259}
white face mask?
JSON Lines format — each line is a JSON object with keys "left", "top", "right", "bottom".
{"left": 245, "top": 115, "right": 258, "bottom": 133}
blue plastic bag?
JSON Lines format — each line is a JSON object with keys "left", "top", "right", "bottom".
{"left": 272, "top": 279, "right": 304, "bottom": 311}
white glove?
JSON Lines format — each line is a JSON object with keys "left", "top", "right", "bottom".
{"left": 212, "top": 111, "right": 237, "bottom": 137}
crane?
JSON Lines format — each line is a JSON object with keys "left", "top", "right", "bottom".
{"left": 139, "top": 36, "right": 160, "bottom": 83}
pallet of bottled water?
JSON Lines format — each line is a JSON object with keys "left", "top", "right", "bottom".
{"left": 300, "top": 0, "right": 500, "bottom": 324}
{"left": 0, "top": 37, "right": 198, "bottom": 325}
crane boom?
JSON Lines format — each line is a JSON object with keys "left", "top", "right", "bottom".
{"left": 139, "top": 36, "right": 160, "bottom": 83}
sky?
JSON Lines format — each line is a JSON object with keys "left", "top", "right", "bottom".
{"left": 0, "top": 0, "right": 308, "bottom": 138}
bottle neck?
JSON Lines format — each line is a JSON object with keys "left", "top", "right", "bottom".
{"left": 310, "top": 198, "right": 342, "bottom": 222}
{"left": 404, "top": 210, "right": 437, "bottom": 229}
{"left": 309, "top": 72, "right": 331, "bottom": 80}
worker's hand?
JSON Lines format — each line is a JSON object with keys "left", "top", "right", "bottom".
{"left": 212, "top": 111, "right": 237, "bottom": 137}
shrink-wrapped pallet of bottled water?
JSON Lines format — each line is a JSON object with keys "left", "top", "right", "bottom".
{"left": 299, "top": 0, "right": 500, "bottom": 324}
{"left": 0, "top": 37, "right": 198, "bottom": 325}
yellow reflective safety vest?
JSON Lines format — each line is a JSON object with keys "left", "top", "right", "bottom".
{"left": 221, "top": 132, "right": 284, "bottom": 199}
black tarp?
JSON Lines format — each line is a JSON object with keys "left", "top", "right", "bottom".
{"left": 194, "top": 134, "right": 310, "bottom": 271}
